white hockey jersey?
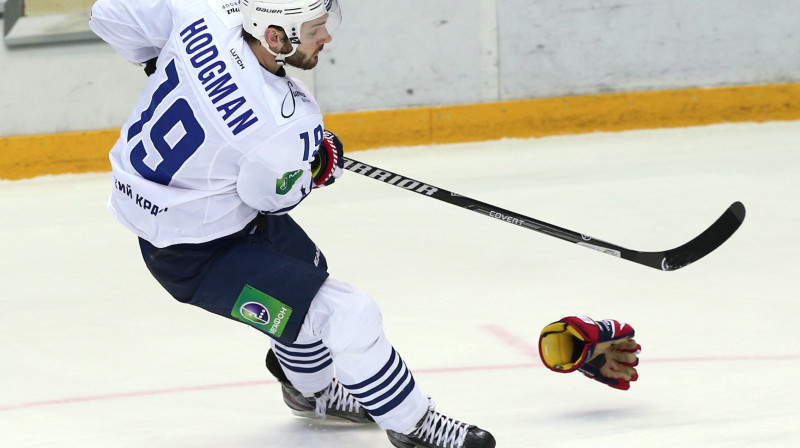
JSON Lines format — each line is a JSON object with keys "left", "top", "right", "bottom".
{"left": 90, "top": 0, "right": 325, "bottom": 247}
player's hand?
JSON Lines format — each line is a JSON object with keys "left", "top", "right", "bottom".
{"left": 538, "top": 316, "right": 641, "bottom": 390}
{"left": 310, "top": 130, "right": 344, "bottom": 188}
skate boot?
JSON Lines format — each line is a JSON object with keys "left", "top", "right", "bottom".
{"left": 386, "top": 398, "right": 495, "bottom": 448}
{"left": 266, "top": 349, "right": 373, "bottom": 423}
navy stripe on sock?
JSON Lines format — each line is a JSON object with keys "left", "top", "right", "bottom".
{"left": 273, "top": 344, "right": 329, "bottom": 358}
{"left": 344, "top": 349, "right": 398, "bottom": 390}
{"left": 342, "top": 348, "right": 417, "bottom": 417}
{"left": 275, "top": 346, "right": 329, "bottom": 358}
{"left": 349, "top": 355, "right": 404, "bottom": 400}
{"left": 274, "top": 349, "right": 331, "bottom": 366}
{"left": 272, "top": 341, "right": 332, "bottom": 373}
{"left": 277, "top": 357, "right": 333, "bottom": 373}
{"left": 360, "top": 368, "right": 411, "bottom": 408}
{"left": 367, "top": 377, "right": 417, "bottom": 417}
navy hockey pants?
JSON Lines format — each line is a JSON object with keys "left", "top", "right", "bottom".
{"left": 138, "top": 213, "right": 329, "bottom": 345}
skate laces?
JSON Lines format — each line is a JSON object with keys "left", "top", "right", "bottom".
{"left": 314, "top": 379, "right": 363, "bottom": 419}
{"left": 410, "top": 398, "right": 469, "bottom": 448}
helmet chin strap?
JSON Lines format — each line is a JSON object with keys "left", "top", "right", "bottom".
{"left": 265, "top": 43, "right": 299, "bottom": 66}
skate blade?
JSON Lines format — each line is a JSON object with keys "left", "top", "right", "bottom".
{"left": 291, "top": 409, "right": 373, "bottom": 424}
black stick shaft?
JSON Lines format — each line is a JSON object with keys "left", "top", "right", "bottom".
{"left": 342, "top": 156, "right": 745, "bottom": 271}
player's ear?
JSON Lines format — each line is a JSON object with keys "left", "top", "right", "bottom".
{"left": 265, "top": 26, "right": 286, "bottom": 52}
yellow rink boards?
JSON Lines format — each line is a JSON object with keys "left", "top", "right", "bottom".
{"left": 2, "top": 83, "right": 799, "bottom": 180}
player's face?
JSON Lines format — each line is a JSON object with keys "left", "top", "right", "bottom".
{"left": 285, "top": 15, "right": 333, "bottom": 70}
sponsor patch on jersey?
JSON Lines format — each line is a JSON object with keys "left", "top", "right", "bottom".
{"left": 276, "top": 170, "right": 303, "bottom": 195}
{"left": 262, "top": 80, "right": 319, "bottom": 127}
{"left": 231, "top": 285, "right": 293, "bottom": 337}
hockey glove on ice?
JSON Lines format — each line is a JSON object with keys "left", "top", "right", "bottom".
{"left": 538, "top": 316, "right": 640, "bottom": 390}
{"left": 310, "top": 130, "right": 344, "bottom": 188}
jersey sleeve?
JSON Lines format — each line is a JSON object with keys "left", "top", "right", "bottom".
{"left": 237, "top": 158, "right": 314, "bottom": 215}
{"left": 236, "top": 108, "right": 323, "bottom": 215}
{"left": 89, "top": 0, "right": 176, "bottom": 64}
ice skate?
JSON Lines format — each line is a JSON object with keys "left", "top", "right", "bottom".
{"left": 386, "top": 398, "right": 495, "bottom": 448}
{"left": 282, "top": 377, "right": 374, "bottom": 423}
{"left": 267, "top": 349, "right": 374, "bottom": 423}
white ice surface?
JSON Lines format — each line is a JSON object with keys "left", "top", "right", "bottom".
{"left": 1, "top": 122, "right": 799, "bottom": 447}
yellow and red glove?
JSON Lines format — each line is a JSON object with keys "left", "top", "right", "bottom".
{"left": 311, "top": 130, "right": 344, "bottom": 188}
{"left": 539, "top": 316, "right": 641, "bottom": 390}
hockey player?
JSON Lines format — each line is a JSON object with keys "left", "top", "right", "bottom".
{"left": 89, "top": 0, "right": 497, "bottom": 447}
{"left": 90, "top": 1, "right": 640, "bottom": 446}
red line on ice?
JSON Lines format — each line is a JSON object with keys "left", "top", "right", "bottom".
{"left": 2, "top": 326, "right": 798, "bottom": 413}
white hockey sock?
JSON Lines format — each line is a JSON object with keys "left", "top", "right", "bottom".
{"left": 299, "top": 278, "right": 428, "bottom": 432}
{"left": 338, "top": 342, "right": 428, "bottom": 432}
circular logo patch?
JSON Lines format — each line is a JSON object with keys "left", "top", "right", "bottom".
{"left": 240, "top": 302, "right": 270, "bottom": 325}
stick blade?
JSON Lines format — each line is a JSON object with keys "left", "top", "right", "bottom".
{"left": 633, "top": 202, "right": 746, "bottom": 271}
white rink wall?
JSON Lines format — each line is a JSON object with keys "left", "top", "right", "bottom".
{"left": 1, "top": 0, "right": 799, "bottom": 136}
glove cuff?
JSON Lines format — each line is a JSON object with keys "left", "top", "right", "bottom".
{"left": 538, "top": 321, "right": 594, "bottom": 373}
{"left": 311, "top": 130, "right": 343, "bottom": 188}
{"left": 310, "top": 149, "right": 327, "bottom": 181}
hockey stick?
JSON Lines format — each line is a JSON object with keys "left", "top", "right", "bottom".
{"left": 342, "top": 157, "right": 745, "bottom": 271}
